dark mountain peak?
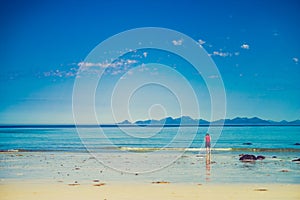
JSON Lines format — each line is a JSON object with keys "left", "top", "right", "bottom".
{"left": 289, "top": 119, "right": 300, "bottom": 125}
{"left": 118, "top": 120, "right": 131, "bottom": 124}
{"left": 131, "top": 116, "right": 300, "bottom": 126}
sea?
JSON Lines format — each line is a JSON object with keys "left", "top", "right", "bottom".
{"left": 0, "top": 126, "right": 299, "bottom": 184}
{"left": 0, "top": 126, "right": 299, "bottom": 152}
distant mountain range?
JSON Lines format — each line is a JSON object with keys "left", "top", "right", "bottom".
{"left": 118, "top": 116, "right": 300, "bottom": 126}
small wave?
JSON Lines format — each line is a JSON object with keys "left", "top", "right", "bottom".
{"left": 230, "top": 148, "right": 300, "bottom": 152}
{"left": 117, "top": 147, "right": 300, "bottom": 153}
{"left": 118, "top": 147, "right": 233, "bottom": 152}
{"left": 1, "top": 147, "right": 299, "bottom": 153}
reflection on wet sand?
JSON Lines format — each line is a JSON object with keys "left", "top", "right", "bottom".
{"left": 206, "top": 152, "right": 211, "bottom": 182}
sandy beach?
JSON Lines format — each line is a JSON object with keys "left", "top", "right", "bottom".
{"left": 1, "top": 182, "right": 300, "bottom": 200}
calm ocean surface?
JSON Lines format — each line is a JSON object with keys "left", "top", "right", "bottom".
{"left": 0, "top": 126, "right": 299, "bottom": 152}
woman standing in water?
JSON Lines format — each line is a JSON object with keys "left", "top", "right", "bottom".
{"left": 205, "top": 133, "right": 211, "bottom": 154}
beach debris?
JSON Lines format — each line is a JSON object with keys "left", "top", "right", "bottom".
{"left": 292, "top": 158, "right": 300, "bottom": 162}
{"left": 93, "top": 179, "right": 100, "bottom": 182}
{"left": 280, "top": 169, "right": 289, "bottom": 172}
{"left": 93, "top": 183, "right": 106, "bottom": 186}
{"left": 68, "top": 181, "right": 80, "bottom": 186}
{"left": 75, "top": 167, "right": 80, "bottom": 170}
{"left": 68, "top": 183, "right": 80, "bottom": 186}
{"left": 242, "top": 142, "right": 252, "bottom": 145}
{"left": 152, "top": 181, "right": 170, "bottom": 184}
{"left": 254, "top": 188, "right": 268, "bottom": 191}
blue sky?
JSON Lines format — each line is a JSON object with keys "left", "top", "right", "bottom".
{"left": 0, "top": 0, "right": 299, "bottom": 124}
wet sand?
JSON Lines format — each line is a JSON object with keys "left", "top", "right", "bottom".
{"left": 1, "top": 182, "right": 299, "bottom": 200}
{"left": 1, "top": 151, "right": 300, "bottom": 199}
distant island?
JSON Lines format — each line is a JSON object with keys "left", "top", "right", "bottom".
{"left": 118, "top": 116, "right": 300, "bottom": 126}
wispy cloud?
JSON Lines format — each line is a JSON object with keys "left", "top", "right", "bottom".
{"left": 172, "top": 39, "right": 183, "bottom": 46}
{"left": 210, "top": 51, "right": 240, "bottom": 57}
{"left": 241, "top": 43, "right": 250, "bottom": 49}
{"left": 78, "top": 59, "right": 138, "bottom": 73}
{"left": 212, "top": 51, "right": 230, "bottom": 57}
{"left": 43, "top": 68, "right": 77, "bottom": 78}
{"left": 292, "top": 57, "right": 299, "bottom": 64}
{"left": 43, "top": 59, "right": 140, "bottom": 78}
{"left": 78, "top": 62, "right": 107, "bottom": 68}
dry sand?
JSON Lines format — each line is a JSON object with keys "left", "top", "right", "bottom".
{"left": 1, "top": 182, "right": 299, "bottom": 200}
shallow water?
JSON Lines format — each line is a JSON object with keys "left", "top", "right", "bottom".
{"left": 0, "top": 126, "right": 299, "bottom": 184}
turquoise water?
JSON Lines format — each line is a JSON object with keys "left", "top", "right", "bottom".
{"left": 0, "top": 126, "right": 299, "bottom": 184}
{"left": 0, "top": 126, "right": 299, "bottom": 152}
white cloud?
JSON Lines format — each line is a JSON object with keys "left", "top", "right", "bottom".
{"left": 292, "top": 57, "right": 299, "bottom": 64}
{"left": 126, "top": 59, "right": 138, "bottom": 64}
{"left": 212, "top": 51, "right": 231, "bottom": 57}
{"left": 198, "top": 39, "right": 206, "bottom": 45}
{"left": 172, "top": 39, "right": 183, "bottom": 46}
{"left": 143, "top": 52, "right": 148, "bottom": 58}
{"left": 241, "top": 43, "right": 250, "bottom": 49}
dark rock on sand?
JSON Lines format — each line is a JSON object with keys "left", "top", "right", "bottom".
{"left": 239, "top": 154, "right": 257, "bottom": 162}
{"left": 280, "top": 169, "right": 289, "bottom": 172}
{"left": 254, "top": 188, "right": 268, "bottom": 191}
{"left": 239, "top": 154, "right": 266, "bottom": 161}
{"left": 292, "top": 158, "right": 300, "bottom": 162}
{"left": 94, "top": 183, "right": 105, "bottom": 187}
{"left": 256, "top": 155, "right": 266, "bottom": 160}
{"left": 152, "top": 181, "right": 170, "bottom": 184}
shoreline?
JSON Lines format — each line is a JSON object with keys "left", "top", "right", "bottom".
{"left": 1, "top": 182, "right": 299, "bottom": 200}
